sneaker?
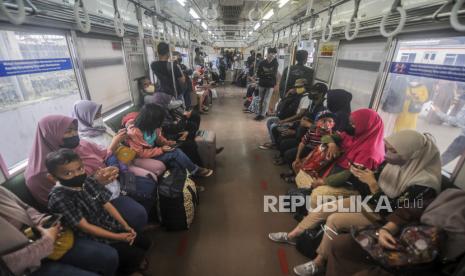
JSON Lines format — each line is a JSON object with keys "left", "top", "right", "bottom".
{"left": 254, "top": 115, "right": 265, "bottom": 121}
{"left": 216, "top": 147, "right": 224, "bottom": 154}
{"left": 268, "top": 232, "right": 296, "bottom": 245}
{"left": 293, "top": 261, "right": 324, "bottom": 276}
{"left": 259, "top": 142, "right": 274, "bottom": 150}
{"left": 197, "top": 168, "right": 213, "bottom": 177}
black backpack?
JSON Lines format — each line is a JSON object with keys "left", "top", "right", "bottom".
{"left": 157, "top": 168, "right": 199, "bottom": 231}
{"left": 277, "top": 93, "right": 307, "bottom": 120}
{"left": 296, "top": 224, "right": 324, "bottom": 259}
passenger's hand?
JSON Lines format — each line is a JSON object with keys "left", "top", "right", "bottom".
{"left": 162, "top": 146, "right": 174, "bottom": 152}
{"left": 281, "top": 129, "right": 296, "bottom": 136}
{"left": 378, "top": 228, "right": 397, "bottom": 250}
{"left": 430, "top": 105, "right": 438, "bottom": 113}
{"left": 350, "top": 166, "right": 377, "bottom": 187}
{"left": 94, "top": 167, "right": 119, "bottom": 185}
{"left": 115, "top": 232, "right": 136, "bottom": 243}
{"left": 183, "top": 110, "right": 193, "bottom": 118}
{"left": 166, "top": 140, "right": 177, "bottom": 146}
{"left": 113, "top": 129, "right": 127, "bottom": 144}
{"left": 37, "top": 223, "right": 61, "bottom": 242}
{"left": 326, "top": 142, "right": 339, "bottom": 159}
{"left": 312, "top": 178, "right": 325, "bottom": 188}
{"left": 178, "top": 131, "right": 189, "bottom": 141}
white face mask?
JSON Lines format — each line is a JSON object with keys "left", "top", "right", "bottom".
{"left": 145, "top": 85, "right": 155, "bottom": 94}
{"left": 92, "top": 117, "right": 104, "bottom": 128}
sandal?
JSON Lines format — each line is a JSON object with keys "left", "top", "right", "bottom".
{"left": 280, "top": 171, "right": 294, "bottom": 179}
{"left": 284, "top": 176, "right": 296, "bottom": 184}
{"left": 273, "top": 158, "right": 285, "bottom": 166}
{"left": 197, "top": 168, "right": 213, "bottom": 177}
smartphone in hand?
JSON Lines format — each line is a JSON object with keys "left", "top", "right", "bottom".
{"left": 42, "top": 214, "right": 62, "bottom": 228}
{"left": 349, "top": 160, "right": 366, "bottom": 170}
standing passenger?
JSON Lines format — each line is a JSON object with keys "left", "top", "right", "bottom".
{"left": 255, "top": 47, "right": 279, "bottom": 121}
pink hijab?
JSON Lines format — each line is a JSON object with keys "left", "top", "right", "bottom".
{"left": 25, "top": 115, "right": 109, "bottom": 207}
{"left": 337, "top": 108, "right": 385, "bottom": 170}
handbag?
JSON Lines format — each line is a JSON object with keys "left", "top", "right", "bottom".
{"left": 295, "top": 223, "right": 324, "bottom": 259}
{"left": 115, "top": 146, "right": 136, "bottom": 164}
{"left": 301, "top": 144, "right": 334, "bottom": 178}
{"left": 352, "top": 225, "right": 442, "bottom": 268}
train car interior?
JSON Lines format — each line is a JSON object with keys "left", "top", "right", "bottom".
{"left": 0, "top": 0, "right": 465, "bottom": 275}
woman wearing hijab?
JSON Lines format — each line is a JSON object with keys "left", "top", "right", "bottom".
{"left": 0, "top": 186, "right": 118, "bottom": 276}
{"left": 25, "top": 115, "right": 148, "bottom": 231}
{"left": 72, "top": 100, "right": 166, "bottom": 178}
{"left": 269, "top": 130, "right": 441, "bottom": 275}
{"left": 326, "top": 89, "right": 352, "bottom": 132}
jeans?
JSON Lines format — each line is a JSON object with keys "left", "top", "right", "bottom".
{"left": 110, "top": 233, "right": 152, "bottom": 275}
{"left": 258, "top": 86, "right": 274, "bottom": 117}
{"left": 32, "top": 262, "right": 98, "bottom": 276}
{"left": 266, "top": 117, "right": 280, "bottom": 144}
{"left": 59, "top": 237, "right": 119, "bottom": 276}
{"left": 441, "top": 135, "right": 465, "bottom": 166}
{"left": 154, "top": 148, "right": 199, "bottom": 174}
{"left": 248, "top": 95, "right": 260, "bottom": 114}
{"left": 111, "top": 196, "right": 148, "bottom": 231}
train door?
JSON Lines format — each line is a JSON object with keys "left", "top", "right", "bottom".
{"left": 123, "top": 37, "right": 146, "bottom": 107}
{"left": 376, "top": 33, "right": 465, "bottom": 178}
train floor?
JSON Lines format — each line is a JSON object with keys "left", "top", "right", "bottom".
{"left": 147, "top": 85, "right": 308, "bottom": 276}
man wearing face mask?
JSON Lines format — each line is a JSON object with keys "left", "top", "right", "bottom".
{"left": 151, "top": 42, "right": 186, "bottom": 98}
{"left": 393, "top": 79, "right": 429, "bottom": 133}
{"left": 259, "top": 79, "right": 312, "bottom": 150}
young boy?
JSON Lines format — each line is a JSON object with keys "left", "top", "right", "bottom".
{"left": 46, "top": 148, "right": 151, "bottom": 275}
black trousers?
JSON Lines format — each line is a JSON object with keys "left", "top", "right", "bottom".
{"left": 111, "top": 233, "right": 152, "bottom": 275}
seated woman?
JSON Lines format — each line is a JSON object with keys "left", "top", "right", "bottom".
{"left": 72, "top": 100, "right": 166, "bottom": 178}
{"left": 25, "top": 115, "right": 148, "bottom": 231}
{"left": 0, "top": 186, "right": 117, "bottom": 276}
{"left": 46, "top": 149, "right": 151, "bottom": 276}
{"left": 270, "top": 130, "right": 441, "bottom": 276}
{"left": 126, "top": 104, "right": 213, "bottom": 177}
{"left": 192, "top": 71, "right": 211, "bottom": 113}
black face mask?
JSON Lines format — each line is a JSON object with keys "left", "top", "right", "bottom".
{"left": 62, "top": 136, "right": 80, "bottom": 149}
{"left": 345, "top": 125, "right": 356, "bottom": 136}
{"left": 58, "top": 173, "right": 87, "bottom": 188}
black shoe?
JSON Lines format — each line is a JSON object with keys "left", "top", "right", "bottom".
{"left": 254, "top": 115, "right": 265, "bottom": 121}
{"left": 216, "top": 147, "right": 224, "bottom": 155}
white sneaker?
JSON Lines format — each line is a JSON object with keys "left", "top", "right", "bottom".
{"left": 293, "top": 261, "right": 324, "bottom": 276}
{"left": 268, "top": 232, "right": 297, "bottom": 245}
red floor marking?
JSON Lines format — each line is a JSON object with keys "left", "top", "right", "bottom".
{"left": 260, "top": 180, "right": 268, "bottom": 190}
{"left": 254, "top": 154, "right": 261, "bottom": 161}
{"left": 278, "top": 247, "right": 289, "bottom": 274}
{"left": 176, "top": 235, "right": 189, "bottom": 256}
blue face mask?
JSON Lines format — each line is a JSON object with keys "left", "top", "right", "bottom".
{"left": 62, "top": 136, "right": 80, "bottom": 149}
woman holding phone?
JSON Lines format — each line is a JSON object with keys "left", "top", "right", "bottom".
{"left": 126, "top": 104, "right": 213, "bottom": 177}
{"left": 268, "top": 130, "right": 441, "bottom": 276}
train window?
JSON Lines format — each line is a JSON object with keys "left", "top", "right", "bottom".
{"left": 0, "top": 30, "right": 80, "bottom": 170}
{"left": 75, "top": 36, "right": 132, "bottom": 113}
{"left": 331, "top": 39, "right": 387, "bottom": 109}
{"left": 378, "top": 36, "right": 465, "bottom": 174}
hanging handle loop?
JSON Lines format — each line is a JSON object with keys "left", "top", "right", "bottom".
{"left": 344, "top": 0, "right": 361, "bottom": 41}
{"left": 380, "top": 0, "right": 406, "bottom": 38}
{"left": 248, "top": 0, "right": 263, "bottom": 23}
{"left": 451, "top": 0, "right": 465, "bottom": 31}
{"left": 0, "top": 0, "right": 26, "bottom": 25}
{"left": 113, "top": 0, "right": 125, "bottom": 37}
{"left": 74, "top": 0, "right": 91, "bottom": 33}
{"left": 321, "top": 5, "right": 334, "bottom": 42}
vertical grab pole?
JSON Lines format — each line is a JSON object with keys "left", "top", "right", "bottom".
{"left": 283, "top": 25, "right": 295, "bottom": 97}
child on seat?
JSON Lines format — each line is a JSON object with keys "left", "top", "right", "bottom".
{"left": 47, "top": 149, "right": 151, "bottom": 275}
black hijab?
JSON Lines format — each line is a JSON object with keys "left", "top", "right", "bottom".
{"left": 326, "top": 89, "right": 352, "bottom": 132}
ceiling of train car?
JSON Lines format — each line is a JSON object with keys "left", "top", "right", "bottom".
{"left": 141, "top": 0, "right": 324, "bottom": 43}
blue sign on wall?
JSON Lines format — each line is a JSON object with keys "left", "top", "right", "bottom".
{"left": 0, "top": 58, "right": 73, "bottom": 77}
{"left": 390, "top": 62, "right": 465, "bottom": 83}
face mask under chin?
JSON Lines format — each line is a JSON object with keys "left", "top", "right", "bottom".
{"left": 58, "top": 173, "right": 87, "bottom": 188}
{"left": 62, "top": 136, "right": 80, "bottom": 149}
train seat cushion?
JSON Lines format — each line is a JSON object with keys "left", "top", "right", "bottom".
{"left": 1, "top": 173, "right": 46, "bottom": 212}
{"left": 105, "top": 105, "right": 140, "bottom": 133}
